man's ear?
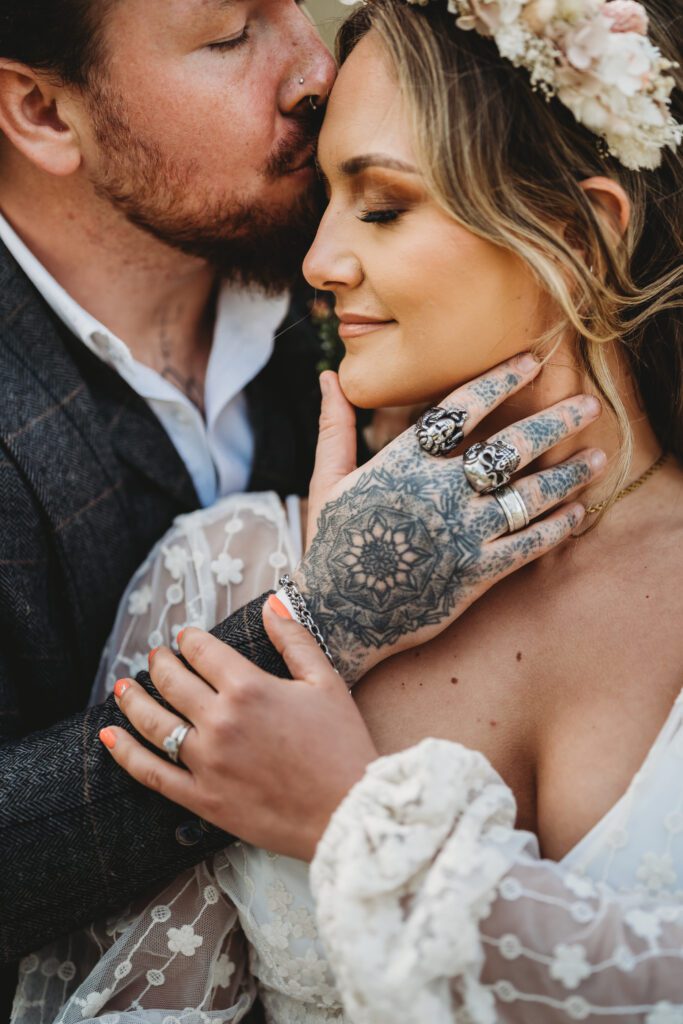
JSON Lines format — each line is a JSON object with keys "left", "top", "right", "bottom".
{"left": 578, "top": 176, "right": 631, "bottom": 241}
{"left": 0, "top": 62, "right": 82, "bottom": 176}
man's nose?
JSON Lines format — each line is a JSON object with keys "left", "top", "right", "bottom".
{"left": 280, "top": 7, "right": 337, "bottom": 114}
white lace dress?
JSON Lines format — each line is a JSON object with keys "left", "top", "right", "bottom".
{"left": 13, "top": 493, "right": 683, "bottom": 1024}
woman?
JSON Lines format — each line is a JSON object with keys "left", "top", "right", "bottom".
{"left": 15, "top": 0, "right": 682, "bottom": 1020}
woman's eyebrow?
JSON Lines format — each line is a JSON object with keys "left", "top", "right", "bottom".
{"left": 339, "top": 154, "right": 419, "bottom": 175}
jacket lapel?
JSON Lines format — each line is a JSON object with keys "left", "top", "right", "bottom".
{"left": 0, "top": 245, "right": 197, "bottom": 645}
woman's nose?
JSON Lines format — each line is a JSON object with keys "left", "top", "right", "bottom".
{"left": 303, "top": 217, "right": 363, "bottom": 292}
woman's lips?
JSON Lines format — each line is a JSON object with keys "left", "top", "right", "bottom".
{"left": 337, "top": 318, "right": 396, "bottom": 339}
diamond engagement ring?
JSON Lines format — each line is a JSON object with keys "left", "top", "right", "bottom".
{"left": 463, "top": 439, "right": 521, "bottom": 494}
{"left": 415, "top": 406, "right": 469, "bottom": 456}
{"left": 493, "top": 485, "right": 530, "bottom": 534}
{"left": 162, "top": 723, "right": 192, "bottom": 765}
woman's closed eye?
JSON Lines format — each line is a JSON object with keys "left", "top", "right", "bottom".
{"left": 358, "top": 207, "right": 404, "bottom": 225}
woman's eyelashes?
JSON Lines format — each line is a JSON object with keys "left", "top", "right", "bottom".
{"left": 358, "top": 207, "right": 404, "bottom": 225}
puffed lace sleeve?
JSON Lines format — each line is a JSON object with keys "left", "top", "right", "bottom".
{"left": 310, "top": 739, "right": 683, "bottom": 1024}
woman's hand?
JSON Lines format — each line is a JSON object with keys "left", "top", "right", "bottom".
{"left": 100, "top": 603, "right": 378, "bottom": 862}
{"left": 299, "top": 355, "right": 606, "bottom": 681}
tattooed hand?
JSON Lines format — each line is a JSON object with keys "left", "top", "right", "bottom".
{"left": 297, "top": 354, "right": 606, "bottom": 682}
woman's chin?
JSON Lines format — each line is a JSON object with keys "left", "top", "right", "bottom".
{"left": 338, "top": 356, "right": 441, "bottom": 411}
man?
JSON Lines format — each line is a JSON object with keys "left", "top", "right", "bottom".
{"left": 0, "top": 0, "right": 334, "bottom": 1010}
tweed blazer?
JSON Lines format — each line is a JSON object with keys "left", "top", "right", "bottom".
{"left": 0, "top": 240, "right": 323, "bottom": 974}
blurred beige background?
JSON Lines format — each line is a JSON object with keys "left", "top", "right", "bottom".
{"left": 304, "top": 0, "right": 350, "bottom": 51}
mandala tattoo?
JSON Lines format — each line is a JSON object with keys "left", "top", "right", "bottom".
{"left": 298, "top": 457, "right": 482, "bottom": 681}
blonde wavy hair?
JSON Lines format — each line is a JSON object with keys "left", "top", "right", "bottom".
{"left": 338, "top": 0, "right": 683, "bottom": 511}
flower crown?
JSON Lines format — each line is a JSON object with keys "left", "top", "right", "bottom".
{"left": 344, "top": 0, "right": 682, "bottom": 171}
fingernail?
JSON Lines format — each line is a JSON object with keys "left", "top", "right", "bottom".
{"left": 176, "top": 629, "right": 186, "bottom": 647}
{"left": 517, "top": 352, "right": 540, "bottom": 372}
{"left": 268, "top": 595, "right": 292, "bottom": 620}
{"left": 590, "top": 449, "right": 607, "bottom": 470}
{"left": 584, "top": 395, "right": 602, "bottom": 416}
{"left": 113, "top": 679, "right": 131, "bottom": 700}
{"left": 149, "top": 647, "right": 160, "bottom": 664}
{"left": 320, "top": 373, "right": 330, "bottom": 396}
{"left": 99, "top": 727, "right": 116, "bottom": 750}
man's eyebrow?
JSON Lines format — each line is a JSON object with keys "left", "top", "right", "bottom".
{"left": 339, "top": 154, "right": 419, "bottom": 175}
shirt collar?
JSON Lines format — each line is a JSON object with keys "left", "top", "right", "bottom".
{"left": 0, "top": 210, "right": 289, "bottom": 414}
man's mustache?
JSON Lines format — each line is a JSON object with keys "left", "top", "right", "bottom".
{"left": 265, "top": 105, "right": 323, "bottom": 179}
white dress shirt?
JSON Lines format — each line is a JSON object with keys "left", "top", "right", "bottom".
{"left": 0, "top": 212, "right": 289, "bottom": 507}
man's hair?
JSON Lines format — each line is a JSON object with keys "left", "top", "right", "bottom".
{"left": 0, "top": 0, "right": 113, "bottom": 85}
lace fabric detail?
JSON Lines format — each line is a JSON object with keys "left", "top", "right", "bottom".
{"left": 90, "top": 492, "right": 300, "bottom": 706}
{"left": 310, "top": 736, "right": 683, "bottom": 1023}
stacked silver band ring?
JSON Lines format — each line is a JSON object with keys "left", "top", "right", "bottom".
{"left": 415, "top": 406, "right": 469, "bottom": 456}
{"left": 162, "top": 723, "right": 192, "bottom": 765}
{"left": 463, "top": 439, "right": 521, "bottom": 494}
{"left": 493, "top": 485, "right": 530, "bottom": 533}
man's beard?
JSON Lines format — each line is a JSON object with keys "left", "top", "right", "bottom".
{"left": 87, "top": 83, "right": 323, "bottom": 294}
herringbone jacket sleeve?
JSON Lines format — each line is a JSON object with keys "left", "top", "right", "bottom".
{"left": 0, "top": 594, "right": 290, "bottom": 966}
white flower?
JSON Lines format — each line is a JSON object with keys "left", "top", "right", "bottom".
{"left": 499, "top": 933, "right": 522, "bottom": 959}
{"left": 290, "top": 906, "right": 318, "bottom": 940}
{"left": 523, "top": 0, "right": 558, "bottom": 32}
{"left": 564, "top": 872, "right": 596, "bottom": 899}
{"left": 566, "top": 14, "right": 611, "bottom": 71}
{"left": 213, "top": 953, "right": 236, "bottom": 988}
{"left": 636, "top": 851, "right": 677, "bottom": 893}
{"left": 598, "top": 31, "right": 654, "bottom": 96}
{"left": 261, "top": 918, "right": 292, "bottom": 950}
{"left": 646, "top": 1004, "right": 683, "bottom": 1024}
{"left": 79, "top": 989, "right": 113, "bottom": 1018}
{"left": 167, "top": 924, "right": 203, "bottom": 956}
{"left": 549, "top": 943, "right": 591, "bottom": 989}
{"left": 267, "top": 879, "right": 295, "bottom": 915}
{"left": 625, "top": 907, "right": 663, "bottom": 941}
{"left": 128, "top": 584, "right": 152, "bottom": 616}
{"left": 603, "top": 0, "right": 649, "bottom": 34}
{"left": 163, "top": 545, "right": 188, "bottom": 580}
{"left": 211, "top": 552, "right": 244, "bottom": 586}
{"left": 126, "top": 651, "right": 149, "bottom": 678}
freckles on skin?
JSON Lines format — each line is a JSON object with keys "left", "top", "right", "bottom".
{"left": 98, "top": 0, "right": 301, "bottom": 178}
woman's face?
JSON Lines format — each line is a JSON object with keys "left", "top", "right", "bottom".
{"left": 303, "top": 31, "right": 546, "bottom": 409}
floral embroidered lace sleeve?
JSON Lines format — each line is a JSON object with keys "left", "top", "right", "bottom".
{"left": 310, "top": 737, "right": 683, "bottom": 1024}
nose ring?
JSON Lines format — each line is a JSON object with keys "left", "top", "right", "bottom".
{"left": 299, "top": 76, "right": 305, "bottom": 85}
{"left": 309, "top": 96, "right": 318, "bottom": 111}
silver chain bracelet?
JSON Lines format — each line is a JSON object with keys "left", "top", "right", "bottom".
{"left": 278, "top": 575, "right": 337, "bottom": 671}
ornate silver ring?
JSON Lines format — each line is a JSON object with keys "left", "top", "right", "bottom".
{"left": 493, "top": 484, "right": 530, "bottom": 534}
{"left": 162, "top": 723, "right": 192, "bottom": 765}
{"left": 415, "top": 406, "right": 469, "bottom": 457}
{"left": 463, "top": 439, "right": 521, "bottom": 494}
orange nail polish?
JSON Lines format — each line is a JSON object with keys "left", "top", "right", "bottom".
{"left": 99, "top": 727, "right": 116, "bottom": 750}
{"left": 176, "top": 629, "right": 186, "bottom": 647}
{"left": 114, "top": 679, "right": 131, "bottom": 700}
{"left": 148, "top": 647, "right": 160, "bottom": 664}
{"left": 268, "top": 595, "right": 292, "bottom": 620}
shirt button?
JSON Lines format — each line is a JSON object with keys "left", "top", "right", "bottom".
{"left": 175, "top": 820, "right": 204, "bottom": 846}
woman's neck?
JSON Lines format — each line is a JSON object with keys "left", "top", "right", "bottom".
{"left": 467, "top": 337, "right": 664, "bottom": 511}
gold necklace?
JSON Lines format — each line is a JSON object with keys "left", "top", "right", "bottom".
{"left": 585, "top": 452, "right": 669, "bottom": 515}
